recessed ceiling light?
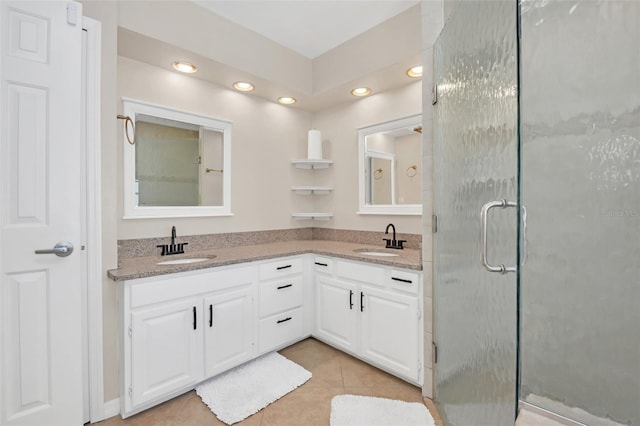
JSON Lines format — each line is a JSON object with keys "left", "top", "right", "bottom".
{"left": 406, "top": 65, "right": 423, "bottom": 78}
{"left": 172, "top": 61, "right": 197, "bottom": 73}
{"left": 233, "top": 81, "right": 255, "bottom": 92}
{"left": 277, "top": 96, "right": 296, "bottom": 105}
{"left": 351, "top": 87, "right": 372, "bottom": 97}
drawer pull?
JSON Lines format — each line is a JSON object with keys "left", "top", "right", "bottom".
{"left": 360, "top": 292, "right": 364, "bottom": 312}
{"left": 277, "top": 317, "right": 292, "bottom": 324}
{"left": 276, "top": 264, "right": 292, "bottom": 270}
{"left": 209, "top": 304, "right": 213, "bottom": 327}
{"left": 349, "top": 290, "right": 354, "bottom": 310}
{"left": 277, "top": 284, "right": 293, "bottom": 290}
{"left": 391, "top": 277, "right": 413, "bottom": 284}
{"left": 193, "top": 307, "right": 197, "bottom": 330}
{"left": 315, "top": 262, "right": 328, "bottom": 267}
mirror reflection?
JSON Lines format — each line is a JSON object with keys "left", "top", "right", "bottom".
{"left": 122, "top": 98, "right": 232, "bottom": 218}
{"left": 135, "top": 116, "right": 224, "bottom": 207}
{"left": 358, "top": 114, "right": 422, "bottom": 215}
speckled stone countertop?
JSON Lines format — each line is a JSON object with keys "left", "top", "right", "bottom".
{"left": 107, "top": 240, "right": 422, "bottom": 281}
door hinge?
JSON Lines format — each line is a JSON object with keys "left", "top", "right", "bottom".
{"left": 128, "top": 385, "right": 132, "bottom": 397}
{"left": 433, "top": 342, "right": 438, "bottom": 364}
{"left": 432, "top": 214, "right": 438, "bottom": 233}
{"left": 128, "top": 324, "right": 132, "bottom": 337}
{"left": 417, "top": 308, "right": 422, "bottom": 320}
{"left": 432, "top": 85, "right": 438, "bottom": 105}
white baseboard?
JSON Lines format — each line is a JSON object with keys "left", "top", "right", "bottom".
{"left": 103, "top": 398, "right": 120, "bottom": 420}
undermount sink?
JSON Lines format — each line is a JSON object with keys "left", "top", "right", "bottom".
{"left": 156, "top": 256, "right": 214, "bottom": 265}
{"left": 353, "top": 249, "right": 400, "bottom": 257}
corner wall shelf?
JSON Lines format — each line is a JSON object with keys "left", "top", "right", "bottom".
{"left": 292, "top": 213, "right": 333, "bottom": 221}
{"left": 291, "top": 159, "right": 333, "bottom": 169}
{"left": 291, "top": 186, "right": 333, "bottom": 195}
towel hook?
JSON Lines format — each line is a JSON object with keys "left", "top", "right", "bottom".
{"left": 117, "top": 115, "right": 135, "bottom": 145}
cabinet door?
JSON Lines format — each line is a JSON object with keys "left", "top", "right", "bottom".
{"left": 360, "top": 287, "right": 419, "bottom": 381}
{"left": 315, "top": 276, "right": 358, "bottom": 352}
{"left": 203, "top": 288, "right": 255, "bottom": 378}
{"left": 130, "top": 298, "right": 203, "bottom": 407}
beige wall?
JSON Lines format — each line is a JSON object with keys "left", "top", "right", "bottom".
{"left": 312, "top": 81, "right": 424, "bottom": 235}
{"left": 117, "top": 57, "right": 313, "bottom": 239}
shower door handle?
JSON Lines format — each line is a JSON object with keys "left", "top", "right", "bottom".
{"left": 480, "top": 199, "right": 518, "bottom": 273}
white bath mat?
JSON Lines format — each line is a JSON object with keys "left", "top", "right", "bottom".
{"left": 195, "top": 352, "right": 311, "bottom": 425}
{"left": 330, "top": 395, "right": 435, "bottom": 426}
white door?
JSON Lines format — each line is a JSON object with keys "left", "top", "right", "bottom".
{"left": 360, "top": 286, "right": 419, "bottom": 381}
{"left": 203, "top": 287, "right": 254, "bottom": 378}
{"left": 0, "top": 2, "right": 84, "bottom": 426}
{"left": 130, "top": 298, "right": 204, "bottom": 408}
{"left": 315, "top": 276, "right": 358, "bottom": 352}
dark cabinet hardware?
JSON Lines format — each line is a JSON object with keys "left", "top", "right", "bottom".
{"left": 193, "top": 307, "right": 197, "bottom": 330}
{"left": 209, "top": 304, "right": 213, "bottom": 327}
{"left": 360, "top": 292, "right": 364, "bottom": 312}
{"left": 277, "top": 317, "right": 292, "bottom": 324}
{"left": 391, "top": 277, "right": 413, "bottom": 284}
{"left": 315, "top": 262, "right": 328, "bottom": 267}
{"left": 277, "top": 284, "right": 293, "bottom": 290}
{"left": 349, "top": 290, "right": 354, "bottom": 310}
{"left": 276, "top": 264, "right": 292, "bottom": 270}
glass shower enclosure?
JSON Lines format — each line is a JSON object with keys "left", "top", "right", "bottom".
{"left": 432, "top": 1, "right": 640, "bottom": 425}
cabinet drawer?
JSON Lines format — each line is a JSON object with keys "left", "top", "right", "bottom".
{"left": 258, "top": 307, "right": 304, "bottom": 353}
{"left": 259, "top": 258, "right": 303, "bottom": 281}
{"left": 313, "top": 256, "right": 333, "bottom": 274}
{"left": 389, "top": 269, "right": 420, "bottom": 294}
{"left": 259, "top": 277, "right": 303, "bottom": 317}
{"left": 336, "top": 260, "right": 385, "bottom": 286}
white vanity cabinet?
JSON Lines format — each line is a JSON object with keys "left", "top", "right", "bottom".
{"left": 257, "top": 257, "right": 308, "bottom": 353}
{"left": 314, "top": 257, "right": 423, "bottom": 385}
{"left": 119, "top": 252, "right": 421, "bottom": 417}
{"left": 129, "top": 297, "right": 204, "bottom": 408}
{"left": 120, "top": 265, "right": 258, "bottom": 417}
{"left": 203, "top": 286, "right": 255, "bottom": 378}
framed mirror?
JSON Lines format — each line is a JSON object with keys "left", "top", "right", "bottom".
{"left": 122, "top": 98, "right": 232, "bottom": 218}
{"left": 358, "top": 114, "right": 422, "bottom": 215}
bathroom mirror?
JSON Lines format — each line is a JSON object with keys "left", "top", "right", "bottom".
{"left": 358, "top": 114, "right": 422, "bottom": 215}
{"left": 122, "top": 98, "right": 232, "bottom": 218}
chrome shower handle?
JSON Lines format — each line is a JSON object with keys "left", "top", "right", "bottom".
{"left": 480, "top": 200, "right": 517, "bottom": 273}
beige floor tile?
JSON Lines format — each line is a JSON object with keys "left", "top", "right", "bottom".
{"left": 423, "top": 397, "right": 444, "bottom": 426}
{"left": 99, "top": 338, "right": 429, "bottom": 426}
{"left": 340, "top": 354, "right": 410, "bottom": 388}
{"left": 260, "top": 385, "right": 344, "bottom": 426}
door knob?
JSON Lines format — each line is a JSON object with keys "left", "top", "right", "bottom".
{"left": 35, "top": 241, "right": 74, "bottom": 257}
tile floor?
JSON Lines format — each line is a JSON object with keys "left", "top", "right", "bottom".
{"left": 98, "top": 337, "right": 442, "bottom": 426}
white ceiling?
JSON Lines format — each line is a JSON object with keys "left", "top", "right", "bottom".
{"left": 194, "top": 0, "right": 420, "bottom": 59}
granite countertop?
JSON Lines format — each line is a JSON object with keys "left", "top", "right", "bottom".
{"left": 107, "top": 239, "right": 422, "bottom": 281}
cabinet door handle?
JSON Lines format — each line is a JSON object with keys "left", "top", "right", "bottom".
{"left": 193, "top": 307, "right": 197, "bottom": 330}
{"left": 360, "top": 292, "right": 364, "bottom": 312}
{"left": 276, "top": 264, "right": 292, "bottom": 270}
{"left": 391, "top": 277, "right": 413, "bottom": 284}
{"left": 277, "top": 284, "right": 293, "bottom": 290}
{"left": 277, "top": 317, "right": 292, "bottom": 324}
{"left": 315, "top": 262, "right": 328, "bottom": 267}
{"left": 209, "top": 304, "right": 213, "bottom": 327}
{"left": 349, "top": 290, "right": 354, "bottom": 310}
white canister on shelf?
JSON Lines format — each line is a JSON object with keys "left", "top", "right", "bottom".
{"left": 307, "top": 129, "right": 322, "bottom": 160}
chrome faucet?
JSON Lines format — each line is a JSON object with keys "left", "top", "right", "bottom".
{"left": 383, "top": 223, "right": 406, "bottom": 250}
{"left": 157, "top": 226, "right": 188, "bottom": 256}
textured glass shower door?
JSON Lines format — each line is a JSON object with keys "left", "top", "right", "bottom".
{"left": 432, "top": 1, "right": 520, "bottom": 425}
